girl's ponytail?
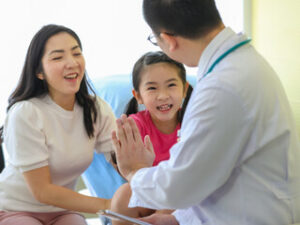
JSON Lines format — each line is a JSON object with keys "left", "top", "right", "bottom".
{"left": 0, "top": 126, "right": 4, "bottom": 173}
{"left": 124, "top": 97, "right": 139, "bottom": 116}
{"left": 0, "top": 126, "right": 3, "bottom": 146}
{"left": 178, "top": 84, "right": 193, "bottom": 123}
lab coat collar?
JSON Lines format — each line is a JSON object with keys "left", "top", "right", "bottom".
{"left": 197, "top": 27, "right": 248, "bottom": 81}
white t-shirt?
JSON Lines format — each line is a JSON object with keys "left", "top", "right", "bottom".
{"left": 0, "top": 94, "right": 117, "bottom": 212}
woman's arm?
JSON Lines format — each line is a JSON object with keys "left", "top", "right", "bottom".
{"left": 23, "top": 165, "right": 110, "bottom": 213}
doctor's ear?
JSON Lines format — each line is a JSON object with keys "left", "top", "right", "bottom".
{"left": 160, "top": 32, "right": 178, "bottom": 52}
{"left": 37, "top": 72, "right": 44, "bottom": 80}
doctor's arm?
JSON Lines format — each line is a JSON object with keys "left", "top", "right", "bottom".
{"left": 115, "top": 86, "right": 252, "bottom": 210}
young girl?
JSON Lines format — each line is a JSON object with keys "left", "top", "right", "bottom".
{"left": 0, "top": 24, "right": 116, "bottom": 225}
{"left": 111, "top": 51, "right": 193, "bottom": 224}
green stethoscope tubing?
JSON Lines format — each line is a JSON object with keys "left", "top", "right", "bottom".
{"left": 204, "top": 38, "right": 251, "bottom": 78}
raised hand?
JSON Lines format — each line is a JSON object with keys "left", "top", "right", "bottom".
{"left": 111, "top": 114, "right": 155, "bottom": 181}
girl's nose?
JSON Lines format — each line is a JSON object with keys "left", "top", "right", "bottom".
{"left": 157, "top": 90, "right": 170, "bottom": 100}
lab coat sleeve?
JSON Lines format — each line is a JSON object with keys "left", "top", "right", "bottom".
{"left": 129, "top": 80, "right": 253, "bottom": 209}
{"left": 173, "top": 208, "right": 203, "bottom": 225}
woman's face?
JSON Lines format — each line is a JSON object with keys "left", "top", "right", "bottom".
{"left": 38, "top": 32, "right": 85, "bottom": 104}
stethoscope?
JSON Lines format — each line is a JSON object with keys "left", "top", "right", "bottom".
{"left": 203, "top": 38, "right": 251, "bottom": 78}
{"left": 178, "top": 38, "right": 251, "bottom": 141}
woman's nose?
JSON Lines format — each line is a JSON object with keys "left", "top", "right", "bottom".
{"left": 65, "top": 56, "right": 78, "bottom": 68}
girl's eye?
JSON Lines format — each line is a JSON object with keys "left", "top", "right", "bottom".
{"left": 168, "top": 83, "right": 177, "bottom": 87}
{"left": 147, "top": 87, "right": 156, "bottom": 90}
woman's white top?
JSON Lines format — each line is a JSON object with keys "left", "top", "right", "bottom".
{"left": 0, "top": 94, "right": 116, "bottom": 212}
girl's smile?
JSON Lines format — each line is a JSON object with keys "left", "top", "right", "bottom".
{"left": 133, "top": 62, "right": 187, "bottom": 133}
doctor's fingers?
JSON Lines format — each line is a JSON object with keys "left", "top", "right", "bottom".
{"left": 120, "top": 114, "right": 128, "bottom": 124}
{"left": 111, "top": 130, "right": 121, "bottom": 151}
{"left": 128, "top": 117, "right": 144, "bottom": 146}
{"left": 121, "top": 117, "right": 136, "bottom": 146}
{"left": 144, "top": 135, "right": 154, "bottom": 155}
{"left": 116, "top": 118, "right": 129, "bottom": 144}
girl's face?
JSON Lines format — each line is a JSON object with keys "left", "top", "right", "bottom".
{"left": 134, "top": 62, "right": 188, "bottom": 131}
{"left": 37, "top": 32, "right": 85, "bottom": 107}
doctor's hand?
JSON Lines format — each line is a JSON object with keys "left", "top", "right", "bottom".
{"left": 111, "top": 114, "right": 155, "bottom": 182}
{"left": 139, "top": 213, "right": 179, "bottom": 225}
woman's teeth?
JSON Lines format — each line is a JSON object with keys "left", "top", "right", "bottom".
{"left": 64, "top": 74, "right": 78, "bottom": 79}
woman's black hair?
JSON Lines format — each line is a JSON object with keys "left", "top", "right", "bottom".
{"left": 124, "top": 51, "right": 193, "bottom": 123}
{"left": 0, "top": 24, "right": 97, "bottom": 139}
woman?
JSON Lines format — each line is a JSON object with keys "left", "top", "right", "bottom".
{"left": 0, "top": 24, "right": 116, "bottom": 225}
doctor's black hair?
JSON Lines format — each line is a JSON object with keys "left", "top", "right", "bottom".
{"left": 124, "top": 51, "right": 193, "bottom": 124}
{"left": 143, "top": 0, "right": 222, "bottom": 39}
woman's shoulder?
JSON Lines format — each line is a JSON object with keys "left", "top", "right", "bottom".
{"left": 8, "top": 97, "right": 44, "bottom": 116}
{"left": 5, "top": 97, "right": 46, "bottom": 129}
{"left": 95, "top": 96, "right": 115, "bottom": 115}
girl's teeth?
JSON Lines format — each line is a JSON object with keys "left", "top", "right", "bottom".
{"left": 158, "top": 104, "right": 171, "bottom": 110}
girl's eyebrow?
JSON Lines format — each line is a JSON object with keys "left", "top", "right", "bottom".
{"left": 144, "top": 78, "right": 178, "bottom": 86}
{"left": 48, "top": 45, "right": 80, "bottom": 55}
{"left": 144, "top": 81, "right": 157, "bottom": 86}
{"left": 165, "top": 78, "right": 178, "bottom": 83}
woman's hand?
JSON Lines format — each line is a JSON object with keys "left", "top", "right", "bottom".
{"left": 111, "top": 114, "right": 155, "bottom": 182}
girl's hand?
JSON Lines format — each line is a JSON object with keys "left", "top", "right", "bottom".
{"left": 111, "top": 114, "right": 155, "bottom": 182}
{"left": 139, "top": 213, "right": 179, "bottom": 225}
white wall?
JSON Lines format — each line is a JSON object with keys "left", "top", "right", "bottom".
{"left": 0, "top": 0, "right": 246, "bottom": 124}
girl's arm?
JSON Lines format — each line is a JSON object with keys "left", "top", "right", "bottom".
{"left": 23, "top": 165, "right": 110, "bottom": 214}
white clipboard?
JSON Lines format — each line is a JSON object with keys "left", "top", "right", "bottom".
{"left": 97, "top": 209, "right": 152, "bottom": 225}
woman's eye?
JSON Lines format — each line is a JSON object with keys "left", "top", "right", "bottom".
{"left": 52, "top": 57, "right": 62, "bottom": 60}
{"left": 169, "top": 83, "right": 176, "bottom": 87}
{"left": 74, "top": 52, "right": 82, "bottom": 56}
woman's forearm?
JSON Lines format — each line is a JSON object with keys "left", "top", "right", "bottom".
{"left": 38, "top": 183, "right": 110, "bottom": 213}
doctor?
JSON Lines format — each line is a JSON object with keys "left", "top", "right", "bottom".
{"left": 112, "top": 0, "right": 300, "bottom": 224}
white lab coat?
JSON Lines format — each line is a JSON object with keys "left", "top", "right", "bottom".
{"left": 129, "top": 27, "right": 300, "bottom": 225}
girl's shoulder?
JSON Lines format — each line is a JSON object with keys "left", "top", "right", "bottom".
{"left": 129, "top": 110, "right": 152, "bottom": 128}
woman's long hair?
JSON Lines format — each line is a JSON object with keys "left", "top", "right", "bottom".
{"left": 0, "top": 24, "right": 98, "bottom": 140}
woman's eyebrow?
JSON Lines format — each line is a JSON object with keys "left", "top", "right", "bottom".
{"left": 71, "top": 45, "right": 80, "bottom": 51}
{"left": 48, "top": 45, "right": 80, "bottom": 55}
{"left": 49, "top": 49, "right": 64, "bottom": 55}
